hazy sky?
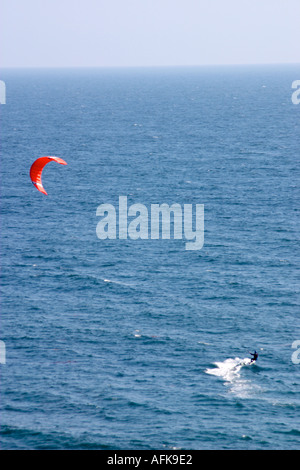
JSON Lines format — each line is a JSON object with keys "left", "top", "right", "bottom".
{"left": 1, "top": 0, "right": 300, "bottom": 68}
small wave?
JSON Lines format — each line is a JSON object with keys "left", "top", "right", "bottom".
{"left": 103, "top": 278, "right": 136, "bottom": 289}
{"left": 0, "top": 424, "right": 114, "bottom": 450}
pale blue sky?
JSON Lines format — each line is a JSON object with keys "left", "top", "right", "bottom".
{"left": 1, "top": 0, "right": 300, "bottom": 68}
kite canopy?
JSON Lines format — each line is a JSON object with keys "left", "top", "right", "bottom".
{"left": 30, "top": 156, "right": 67, "bottom": 195}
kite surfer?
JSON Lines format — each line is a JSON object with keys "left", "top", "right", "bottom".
{"left": 249, "top": 350, "right": 258, "bottom": 363}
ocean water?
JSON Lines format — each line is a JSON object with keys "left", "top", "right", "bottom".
{"left": 0, "top": 65, "right": 299, "bottom": 450}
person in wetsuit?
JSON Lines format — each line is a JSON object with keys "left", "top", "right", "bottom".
{"left": 249, "top": 350, "right": 258, "bottom": 362}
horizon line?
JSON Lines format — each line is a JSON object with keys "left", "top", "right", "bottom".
{"left": 1, "top": 62, "right": 299, "bottom": 71}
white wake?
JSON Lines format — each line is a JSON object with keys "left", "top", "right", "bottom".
{"left": 205, "top": 357, "right": 256, "bottom": 398}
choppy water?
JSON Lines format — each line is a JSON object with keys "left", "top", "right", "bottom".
{"left": 0, "top": 65, "right": 300, "bottom": 450}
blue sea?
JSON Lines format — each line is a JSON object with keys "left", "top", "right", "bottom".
{"left": 0, "top": 65, "right": 299, "bottom": 450}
